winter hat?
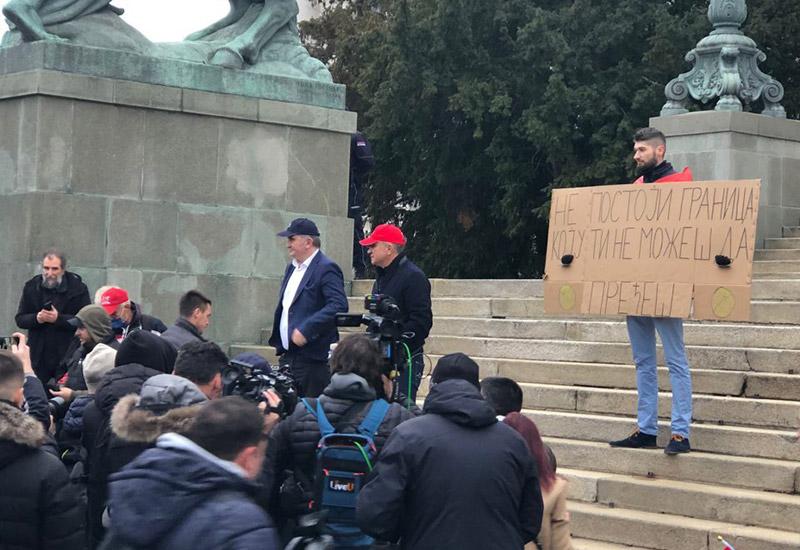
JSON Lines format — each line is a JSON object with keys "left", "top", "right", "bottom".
{"left": 68, "top": 304, "right": 112, "bottom": 344}
{"left": 231, "top": 352, "right": 270, "bottom": 371}
{"left": 115, "top": 330, "right": 177, "bottom": 373}
{"left": 83, "top": 343, "right": 117, "bottom": 394}
{"left": 431, "top": 353, "right": 481, "bottom": 389}
{"left": 137, "top": 374, "right": 207, "bottom": 414}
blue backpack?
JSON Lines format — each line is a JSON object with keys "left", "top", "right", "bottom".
{"left": 301, "top": 398, "right": 390, "bottom": 548}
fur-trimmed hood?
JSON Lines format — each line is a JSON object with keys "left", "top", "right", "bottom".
{"left": 111, "top": 394, "right": 203, "bottom": 443}
{"left": 0, "top": 401, "right": 45, "bottom": 448}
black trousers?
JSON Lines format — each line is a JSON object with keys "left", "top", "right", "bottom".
{"left": 279, "top": 354, "right": 331, "bottom": 398}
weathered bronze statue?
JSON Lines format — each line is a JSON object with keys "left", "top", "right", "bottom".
{"left": 0, "top": 0, "right": 331, "bottom": 82}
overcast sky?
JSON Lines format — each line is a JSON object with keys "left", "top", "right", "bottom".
{"left": 0, "top": 1, "right": 320, "bottom": 42}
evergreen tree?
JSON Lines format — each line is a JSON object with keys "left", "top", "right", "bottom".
{"left": 302, "top": 0, "right": 799, "bottom": 278}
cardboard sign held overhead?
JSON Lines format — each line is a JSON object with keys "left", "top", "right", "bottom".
{"left": 544, "top": 179, "right": 760, "bottom": 321}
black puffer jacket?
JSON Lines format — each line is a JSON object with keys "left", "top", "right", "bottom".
{"left": 265, "top": 373, "right": 416, "bottom": 511}
{"left": 82, "top": 363, "right": 166, "bottom": 549}
{"left": 0, "top": 401, "right": 84, "bottom": 550}
{"left": 357, "top": 379, "right": 543, "bottom": 550}
{"left": 15, "top": 272, "right": 91, "bottom": 382}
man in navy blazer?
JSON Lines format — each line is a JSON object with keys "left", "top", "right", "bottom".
{"left": 269, "top": 218, "right": 348, "bottom": 397}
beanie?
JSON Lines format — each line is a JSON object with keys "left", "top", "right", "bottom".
{"left": 431, "top": 353, "right": 481, "bottom": 389}
{"left": 115, "top": 330, "right": 177, "bottom": 374}
{"left": 83, "top": 343, "right": 117, "bottom": 394}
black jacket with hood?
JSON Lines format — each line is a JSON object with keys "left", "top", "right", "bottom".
{"left": 80, "top": 331, "right": 177, "bottom": 548}
{"left": 357, "top": 379, "right": 543, "bottom": 550}
{"left": 0, "top": 401, "right": 84, "bottom": 550}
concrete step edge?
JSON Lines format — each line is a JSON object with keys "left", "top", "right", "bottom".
{"left": 569, "top": 501, "right": 800, "bottom": 550}
{"left": 543, "top": 437, "right": 800, "bottom": 494}
{"left": 530, "top": 410, "right": 800, "bottom": 461}
{"left": 559, "top": 470, "right": 800, "bottom": 532}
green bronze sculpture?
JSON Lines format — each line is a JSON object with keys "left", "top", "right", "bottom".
{"left": 0, "top": 0, "right": 332, "bottom": 82}
{"left": 661, "top": 0, "right": 785, "bottom": 118}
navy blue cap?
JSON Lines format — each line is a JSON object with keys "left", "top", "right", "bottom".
{"left": 277, "top": 218, "right": 320, "bottom": 237}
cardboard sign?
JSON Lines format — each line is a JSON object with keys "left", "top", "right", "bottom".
{"left": 544, "top": 180, "right": 760, "bottom": 321}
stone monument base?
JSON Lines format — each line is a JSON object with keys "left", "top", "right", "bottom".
{"left": 0, "top": 62, "right": 355, "bottom": 347}
{"left": 651, "top": 111, "right": 800, "bottom": 246}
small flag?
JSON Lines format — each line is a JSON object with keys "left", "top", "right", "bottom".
{"left": 717, "top": 535, "right": 736, "bottom": 550}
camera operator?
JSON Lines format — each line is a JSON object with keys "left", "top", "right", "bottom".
{"left": 263, "top": 333, "right": 417, "bottom": 546}
{"left": 360, "top": 224, "right": 432, "bottom": 400}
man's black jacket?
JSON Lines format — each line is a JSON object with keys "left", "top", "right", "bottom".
{"left": 357, "top": 379, "right": 542, "bottom": 549}
{"left": 371, "top": 254, "right": 432, "bottom": 353}
{"left": 15, "top": 272, "right": 90, "bottom": 382}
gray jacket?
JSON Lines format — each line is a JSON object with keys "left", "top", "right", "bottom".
{"left": 161, "top": 319, "right": 206, "bottom": 351}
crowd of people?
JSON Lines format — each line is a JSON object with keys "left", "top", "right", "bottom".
{"left": 0, "top": 219, "right": 573, "bottom": 550}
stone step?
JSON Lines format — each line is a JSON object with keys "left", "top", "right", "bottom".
{"left": 571, "top": 539, "right": 651, "bottom": 550}
{"left": 783, "top": 226, "right": 800, "bottom": 238}
{"left": 750, "top": 300, "right": 800, "bottom": 323}
{"left": 545, "top": 438, "right": 799, "bottom": 494}
{"left": 569, "top": 501, "right": 800, "bottom": 550}
{"left": 755, "top": 248, "right": 800, "bottom": 261}
{"left": 429, "top": 317, "right": 800, "bottom": 350}
{"left": 753, "top": 272, "right": 800, "bottom": 279}
{"left": 522, "top": 383, "right": 800, "bottom": 430}
{"left": 350, "top": 278, "right": 544, "bottom": 298}
{"left": 562, "top": 468, "right": 800, "bottom": 534}
{"left": 765, "top": 237, "right": 800, "bottom": 250}
{"left": 754, "top": 259, "right": 800, "bottom": 274}
{"left": 532, "top": 410, "right": 800, "bottom": 462}
{"left": 483, "top": 357, "right": 800, "bottom": 401}
{"left": 427, "top": 335, "right": 800, "bottom": 374}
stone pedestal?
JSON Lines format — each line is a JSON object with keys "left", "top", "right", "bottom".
{"left": 651, "top": 111, "right": 800, "bottom": 246}
{"left": 0, "top": 45, "right": 356, "bottom": 347}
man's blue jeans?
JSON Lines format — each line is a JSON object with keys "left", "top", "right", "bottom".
{"left": 626, "top": 316, "right": 692, "bottom": 438}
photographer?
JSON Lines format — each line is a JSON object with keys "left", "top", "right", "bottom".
{"left": 360, "top": 224, "right": 432, "bottom": 400}
{"left": 263, "top": 333, "right": 417, "bottom": 546}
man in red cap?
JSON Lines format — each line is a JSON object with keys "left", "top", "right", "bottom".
{"left": 359, "top": 224, "right": 432, "bottom": 400}
{"left": 99, "top": 287, "right": 167, "bottom": 342}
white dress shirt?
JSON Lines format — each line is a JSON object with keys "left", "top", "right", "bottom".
{"left": 280, "top": 249, "right": 319, "bottom": 350}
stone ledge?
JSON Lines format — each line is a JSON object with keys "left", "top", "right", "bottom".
{"left": 0, "top": 69, "right": 355, "bottom": 133}
{"left": 0, "top": 42, "right": 355, "bottom": 131}
{"left": 651, "top": 111, "right": 800, "bottom": 142}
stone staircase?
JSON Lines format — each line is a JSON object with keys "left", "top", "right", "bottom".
{"left": 235, "top": 225, "right": 800, "bottom": 550}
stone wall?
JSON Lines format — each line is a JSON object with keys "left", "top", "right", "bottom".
{"left": 0, "top": 69, "right": 356, "bottom": 347}
{"left": 651, "top": 111, "right": 800, "bottom": 246}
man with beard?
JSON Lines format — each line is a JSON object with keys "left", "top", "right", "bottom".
{"left": 609, "top": 127, "right": 694, "bottom": 456}
{"left": 15, "top": 249, "right": 91, "bottom": 385}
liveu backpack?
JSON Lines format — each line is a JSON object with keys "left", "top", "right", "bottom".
{"left": 301, "top": 397, "right": 390, "bottom": 548}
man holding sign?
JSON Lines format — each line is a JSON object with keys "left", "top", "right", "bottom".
{"left": 609, "top": 128, "right": 694, "bottom": 455}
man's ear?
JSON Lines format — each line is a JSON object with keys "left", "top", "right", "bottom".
{"left": 656, "top": 143, "right": 666, "bottom": 160}
{"left": 12, "top": 386, "right": 24, "bottom": 408}
{"left": 233, "top": 444, "right": 264, "bottom": 480}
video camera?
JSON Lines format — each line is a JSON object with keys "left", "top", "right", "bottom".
{"left": 335, "top": 294, "right": 411, "bottom": 384}
{"left": 222, "top": 357, "right": 298, "bottom": 418}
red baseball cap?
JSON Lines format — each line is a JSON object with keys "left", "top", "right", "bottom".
{"left": 100, "top": 287, "right": 129, "bottom": 314}
{"left": 359, "top": 224, "right": 407, "bottom": 246}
